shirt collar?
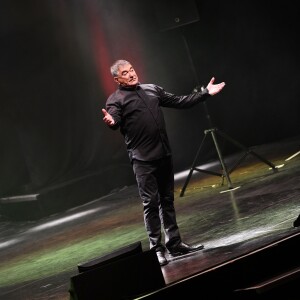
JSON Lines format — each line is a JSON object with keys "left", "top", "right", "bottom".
{"left": 119, "top": 83, "right": 141, "bottom": 91}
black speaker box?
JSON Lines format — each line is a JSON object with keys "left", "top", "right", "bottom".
{"left": 69, "top": 242, "right": 165, "bottom": 300}
{"left": 77, "top": 241, "right": 143, "bottom": 273}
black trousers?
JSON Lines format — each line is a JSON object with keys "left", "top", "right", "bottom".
{"left": 132, "top": 156, "right": 182, "bottom": 252}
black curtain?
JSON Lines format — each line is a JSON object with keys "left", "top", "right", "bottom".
{"left": 1, "top": 0, "right": 299, "bottom": 198}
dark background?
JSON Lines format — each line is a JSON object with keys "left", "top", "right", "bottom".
{"left": 0, "top": 0, "right": 299, "bottom": 199}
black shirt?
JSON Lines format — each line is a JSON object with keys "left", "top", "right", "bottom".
{"left": 106, "top": 83, "right": 210, "bottom": 162}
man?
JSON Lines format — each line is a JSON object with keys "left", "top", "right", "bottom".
{"left": 102, "top": 59, "right": 225, "bottom": 266}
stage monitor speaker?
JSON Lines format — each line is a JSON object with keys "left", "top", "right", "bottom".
{"left": 77, "top": 241, "right": 143, "bottom": 273}
{"left": 153, "top": 0, "right": 200, "bottom": 31}
{"left": 69, "top": 242, "right": 165, "bottom": 300}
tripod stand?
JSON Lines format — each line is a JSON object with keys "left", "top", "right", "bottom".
{"left": 178, "top": 33, "right": 277, "bottom": 197}
{"left": 179, "top": 98, "right": 278, "bottom": 197}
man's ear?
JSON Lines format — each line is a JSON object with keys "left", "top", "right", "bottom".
{"left": 114, "top": 77, "right": 120, "bottom": 84}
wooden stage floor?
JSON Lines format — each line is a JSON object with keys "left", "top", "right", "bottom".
{"left": 0, "top": 135, "right": 299, "bottom": 299}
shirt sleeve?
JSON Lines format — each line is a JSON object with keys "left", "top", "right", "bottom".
{"left": 156, "top": 85, "right": 211, "bottom": 108}
{"left": 105, "top": 94, "right": 122, "bottom": 130}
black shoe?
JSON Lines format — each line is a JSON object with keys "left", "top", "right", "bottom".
{"left": 156, "top": 251, "right": 168, "bottom": 266}
{"left": 293, "top": 214, "right": 300, "bottom": 227}
{"left": 168, "top": 242, "right": 204, "bottom": 257}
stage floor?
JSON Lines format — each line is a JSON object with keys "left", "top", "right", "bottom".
{"left": 0, "top": 135, "right": 299, "bottom": 299}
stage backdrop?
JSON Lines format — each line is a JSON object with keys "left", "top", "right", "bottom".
{"left": 0, "top": 0, "right": 299, "bottom": 207}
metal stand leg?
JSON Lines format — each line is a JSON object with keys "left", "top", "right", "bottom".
{"left": 180, "top": 128, "right": 277, "bottom": 197}
{"left": 210, "top": 129, "right": 233, "bottom": 189}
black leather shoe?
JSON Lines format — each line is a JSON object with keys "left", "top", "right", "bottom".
{"left": 168, "top": 242, "right": 204, "bottom": 257}
{"left": 156, "top": 251, "right": 168, "bottom": 266}
{"left": 293, "top": 214, "right": 300, "bottom": 227}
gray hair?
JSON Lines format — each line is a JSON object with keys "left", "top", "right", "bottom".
{"left": 110, "top": 59, "right": 131, "bottom": 77}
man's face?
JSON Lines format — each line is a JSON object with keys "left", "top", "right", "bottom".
{"left": 114, "top": 63, "right": 139, "bottom": 87}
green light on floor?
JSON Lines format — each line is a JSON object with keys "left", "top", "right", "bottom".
{"left": 0, "top": 225, "right": 146, "bottom": 287}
